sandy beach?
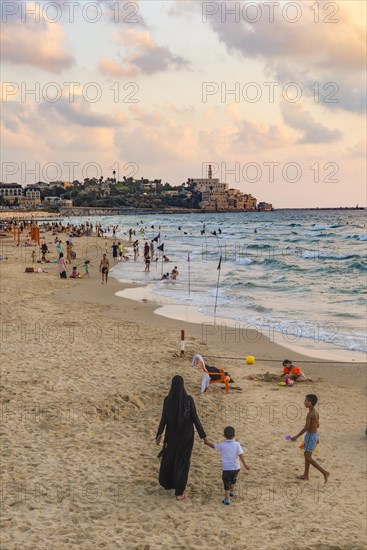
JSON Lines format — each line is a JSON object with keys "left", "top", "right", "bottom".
{"left": 1, "top": 229, "right": 366, "bottom": 550}
{"left": 0, "top": 211, "right": 61, "bottom": 221}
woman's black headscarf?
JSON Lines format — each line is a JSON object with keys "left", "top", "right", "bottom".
{"left": 166, "top": 375, "right": 191, "bottom": 427}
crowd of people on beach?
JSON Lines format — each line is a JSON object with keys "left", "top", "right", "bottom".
{"left": 6, "top": 219, "right": 230, "bottom": 284}
{"left": 5, "top": 218, "right": 255, "bottom": 291}
{"left": 19, "top": 220, "right": 180, "bottom": 284}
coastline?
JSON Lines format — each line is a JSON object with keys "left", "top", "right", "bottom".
{"left": 1, "top": 206, "right": 364, "bottom": 224}
{"left": 1, "top": 230, "right": 366, "bottom": 549}
{"left": 113, "top": 279, "right": 367, "bottom": 365}
{"left": 0, "top": 210, "right": 61, "bottom": 221}
{"left": 62, "top": 268, "right": 366, "bottom": 389}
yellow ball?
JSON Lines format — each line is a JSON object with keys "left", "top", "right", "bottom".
{"left": 246, "top": 355, "right": 255, "bottom": 365}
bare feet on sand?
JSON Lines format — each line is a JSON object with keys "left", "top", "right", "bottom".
{"left": 176, "top": 493, "right": 187, "bottom": 501}
{"left": 297, "top": 472, "right": 330, "bottom": 484}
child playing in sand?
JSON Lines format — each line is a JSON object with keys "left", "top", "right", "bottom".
{"left": 69, "top": 266, "right": 79, "bottom": 279}
{"left": 291, "top": 394, "right": 330, "bottom": 483}
{"left": 204, "top": 426, "right": 250, "bottom": 505}
{"left": 281, "top": 359, "right": 306, "bottom": 382}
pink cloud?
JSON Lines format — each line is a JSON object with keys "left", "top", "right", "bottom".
{"left": 280, "top": 102, "right": 343, "bottom": 144}
{"left": 100, "top": 29, "right": 188, "bottom": 77}
{"left": 193, "top": 0, "right": 366, "bottom": 70}
{"left": 1, "top": 3, "right": 74, "bottom": 72}
{"left": 99, "top": 56, "right": 138, "bottom": 78}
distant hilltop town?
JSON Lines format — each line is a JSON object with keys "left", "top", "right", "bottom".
{"left": 193, "top": 165, "right": 272, "bottom": 212}
{"left": 0, "top": 165, "right": 272, "bottom": 213}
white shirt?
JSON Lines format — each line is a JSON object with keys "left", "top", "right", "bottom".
{"left": 214, "top": 439, "right": 244, "bottom": 471}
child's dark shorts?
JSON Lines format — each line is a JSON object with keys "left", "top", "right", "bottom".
{"left": 222, "top": 469, "right": 240, "bottom": 490}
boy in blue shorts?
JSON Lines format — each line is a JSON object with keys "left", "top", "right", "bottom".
{"left": 204, "top": 426, "right": 250, "bottom": 505}
{"left": 291, "top": 394, "right": 330, "bottom": 483}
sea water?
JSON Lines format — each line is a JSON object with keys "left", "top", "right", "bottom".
{"left": 64, "top": 210, "right": 367, "bottom": 355}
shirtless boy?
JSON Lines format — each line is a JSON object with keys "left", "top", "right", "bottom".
{"left": 99, "top": 254, "right": 110, "bottom": 284}
{"left": 291, "top": 394, "right": 330, "bottom": 483}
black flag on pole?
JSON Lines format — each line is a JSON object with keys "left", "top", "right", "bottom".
{"left": 152, "top": 233, "right": 160, "bottom": 242}
{"left": 157, "top": 243, "right": 164, "bottom": 252}
{"left": 214, "top": 255, "right": 222, "bottom": 317}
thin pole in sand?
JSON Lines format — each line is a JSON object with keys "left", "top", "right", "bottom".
{"left": 214, "top": 255, "right": 222, "bottom": 322}
{"left": 158, "top": 243, "right": 164, "bottom": 277}
{"left": 188, "top": 253, "right": 191, "bottom": 295}
{"left": 180, "top": 330, "right": 185, "bottom": 355}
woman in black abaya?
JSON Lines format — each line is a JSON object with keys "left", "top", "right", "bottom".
{"left": 155, "top": 376, "right": 207, "bottom": 500}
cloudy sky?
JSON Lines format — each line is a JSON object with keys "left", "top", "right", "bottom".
{"left": 1, "top": 0, "right": 366, "bottom": 207}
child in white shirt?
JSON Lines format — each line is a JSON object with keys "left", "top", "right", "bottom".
{"left": 204, "top": 426, "right": 250, "bottom": 505}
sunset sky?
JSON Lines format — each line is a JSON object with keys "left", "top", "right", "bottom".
{"left": 1, "top": 0, "right": 366, "bottom": 207}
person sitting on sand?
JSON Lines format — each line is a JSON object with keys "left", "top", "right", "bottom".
{"left": 163, "top": 255, "right": 170, "bottom": 262}
{"left": 69, "top": 266, "right": 79, "bottom": 279}
{"left": 281, "top": 359, "right": 305, "bottom": 382}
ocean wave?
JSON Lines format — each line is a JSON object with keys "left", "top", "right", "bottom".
{"left": 301, "top": 251, "right": 359, "bottom": 260}
{"left": 252, "top": 304, "right": 270, "bottom": 313}
{"left": 345, "top": 234, "right": 367, "bottom": 241}
{"left": 307, "top": 232, "right": 337, "bottom": 238}
{"left": 235, "top": 258, "right": 254, "bottom": 265}
{"left": 334, "top": 312, "right": 359, "bottom": 319}
{"left": 259, "top": 258, "right": 302, "bottom": 271}
{"left": 230, "top": 281, "right": 262, "bottom": 288}
{"left": 246, "top": 244, "right": 272, "bottom": 249}
{"left": 309, "top": 224, "right": 332, "bottom": 230}
{"left": 348, "top": 261, "right": 367, "bottom": 271}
